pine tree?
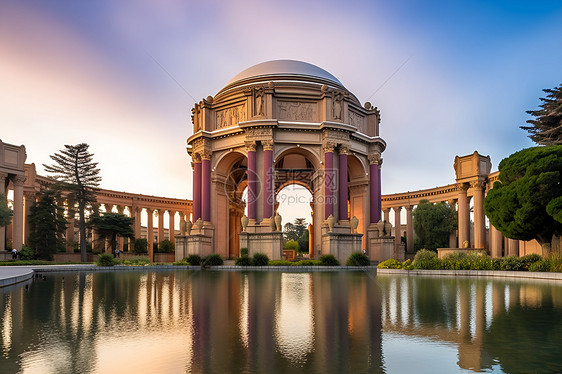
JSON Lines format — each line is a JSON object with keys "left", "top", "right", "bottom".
{"left": 0, "top": 194, "right": 12, "bottom": 227}
{"left": 44, "top": 144, "right": 101, "bottom": 262}
{"left": 28, "top": 189, "right": 68, "bottom": 260}
{"left": 90, "top": 213, "right": 134, "bottom": 253}
{"left": 521, "top": 84, "right": 562, "bottom": 145}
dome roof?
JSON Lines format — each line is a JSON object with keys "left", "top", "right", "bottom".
{"left": 223, "top": 60, "right": 344, "bottom": 89}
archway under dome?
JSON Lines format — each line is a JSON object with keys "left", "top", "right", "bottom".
{"left": 177, "top": 60, "right": 387, "bottom": 263}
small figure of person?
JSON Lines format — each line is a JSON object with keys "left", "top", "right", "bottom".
{"left": 11, "top": 248, "right": 17, "bottom": 259}
{"left": 115, "top": 249, "right": 121, "bottom": 258}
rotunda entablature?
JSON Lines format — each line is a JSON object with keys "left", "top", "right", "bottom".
{"left": 187, "top": 60, "right": 385, "bottom": 162}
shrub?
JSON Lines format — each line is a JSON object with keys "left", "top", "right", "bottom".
{"left": 402, "top": 259, "right": 414, "bottom": 270}
{"left": 173, "top": 260, "right": 189, "bottom": 266}
{"left": 319, "top": 254, "right": 340, "bottom": 266}
{"left": 529, "top": 259, "right": 550, "bottom": 272}
{"left": 521, "top": 254, "right": 542, "bottom": 270}
{"left": 185, "top": 254, "right": 201, "bottom": 266}
{"left": 377, "top": 259, "right": 402, "bottom": 269}
{"left": 123, "top": 257, "right": 150, "bottom": 266}
{"left": 442, "top": 252, "right": 494, "bottom": 270}
{"left": 547, "top": 254, "right": 562, "bottom": 272}
{"left": 413, "top": 249, "right": 441, "bottom": 270}
{"left": 97, "top": 253, "right": 117, "bottom": 266}
{"left": 500, "top": 256, "right": 525, "bottom": 271}
{"left": 269, "top": 260, "right": 293, "bottom": 266}
{"left": 293, "top": 259, "right": 322, "bottom": 266}
{"left": 134, "top": 238, "right": 148, "bottom": 254}
{"left": 235, "top": 256, "right": 252, "bottom": 266}
{"left": 202, "top": 254, "right": 223, "bottom": 266}
{"left": 252, "top": 253, "right": 270, "bottom": 266}
{"left": 158, "top": 239, "right": 175, "bottom": 253}
{"left": 240, "top": 248, "right": 249, "bottom": 257}
{"left": 346, "top": 252, "right": 370, "bottom": 266}
{"left": 284, "top": 240, "right": 299, "bottom": 251}
{"left": 19, "top": 245, "right": 35, "bottom": 260}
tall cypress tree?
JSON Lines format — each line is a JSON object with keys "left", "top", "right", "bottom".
{"left": 521, "top": 84, "right": 562, "bottom": 145}
{"left": 28, "top": 189, "right": 68, "bottom": 260}
{"left": 44, "top": 144, "right": 101, "bottom": 262}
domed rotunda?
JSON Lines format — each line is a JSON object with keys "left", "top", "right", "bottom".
{"left": 181, "top": 60, "right": 388, "bottom": 263}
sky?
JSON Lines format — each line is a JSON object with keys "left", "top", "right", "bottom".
{"left": 1, "top": 0, "right": 562, "bottom": 225}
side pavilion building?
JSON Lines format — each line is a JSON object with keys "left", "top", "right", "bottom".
{"left": 179, "top": 60, "right": 388, "bottom": 263}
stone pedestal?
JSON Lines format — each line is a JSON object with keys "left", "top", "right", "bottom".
{"left": 320, "top": 224, "right": 363, "bottom": 264}
{"left": 239, "top": 231, "right": 283, "bottom": 260}
{"left": 367, "top": 223, "right": 395, "bottom": 262}
{"left": 174, "top": 223, "right": 214, "bottom": 261}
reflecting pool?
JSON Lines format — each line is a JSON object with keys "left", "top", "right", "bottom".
{"left": 1, "top": 271, "right": 562, "bottom": 373}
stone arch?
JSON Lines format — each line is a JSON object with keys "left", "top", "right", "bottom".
{"left": 274, "top": 145, "right": 321, "bottom": 170}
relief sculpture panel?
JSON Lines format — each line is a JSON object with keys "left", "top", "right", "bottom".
{"left": 278, "top": 101, "right": 317, "bottom": 122}
{"left": 216, "top": 105, "right": 247, "bottom": 129}
{"left": 349, "top": 110, "right": 366, "bottom": 133}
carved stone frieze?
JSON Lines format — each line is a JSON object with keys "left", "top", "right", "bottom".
{"left": 278, "top": 101, "right": 316, "bottom": 121}
{"left": 216, "top": 105, "right": 246, "bottom": 129}
{"left": 349, "top": 110, "right": 366, "bottom": 132}
{"left": 245, "top": 128, "right": 273, "bottom": 141}
{"left": 322, "top": 130, "right": 350, "bottom": 145}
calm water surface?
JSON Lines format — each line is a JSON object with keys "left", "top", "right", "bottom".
{"left": 1, "top": 271, "right": 562, "bottom": 374}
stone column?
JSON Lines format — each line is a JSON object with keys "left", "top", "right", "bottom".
{"left": 23, "top": 191, "right": 35, "bottom": 245}
{"left": 368, "top": 154, "right": 382, "bottom": 223}
{"left": 116, "top": 205, "right": 124, "bottom": 251}
{"left": 393, "top": 206, "right": 401, "bottom": 259}
{"left": 12, "top": 175, "right": 26, "bottom": 251}
{"left": 507, "top": 238, "right": 519, "bottom": 257}
{"left": 470, "top": 180, "right": 486, "bottom": 249}
{"left": 192, "top": 154, "right": 202, "bottom": 221}
{"left": 246, "top": 141, "right": 257, "bottom": 220}
{"left": 490, "top": 225, "right": 503, "bottom": 258}
{"left": 132, "top": 206, "right": 141, "bottom": 240}
{"left": 448, "top": 199, "right": 457, "bottom": 248}
{"left": 157, "top": 209, "right": 165, "bottom": 246}
{"left": 168, "top": 210, "right": 176, "bottom": 243}
{"left": 405, "top": 205, "right": 414, "bottom": 253}
{"left": 323, "top": 142, "right": 336, "bottom": 219}
{"left": 147, "top": 208, "right": 154, "bottom": 261}
{"left": 201, "top": 150, "right": 212, "bottom": 222}
{"left": 0, "top": 172, "right": 7, "bottom": 251}
{"left": 457, "top": 183, "right": 470, "bottom": 247}
{"left": 262, "top": 140, "right": 274, "bottom": 220}
{"left": 338, "top": 145, "right": 349, "bottom": 221}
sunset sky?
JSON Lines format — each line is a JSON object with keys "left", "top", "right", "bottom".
{"left": 2, "top": 0, "right": 562, "bottom": 224}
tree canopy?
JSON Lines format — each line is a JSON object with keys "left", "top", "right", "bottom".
{"left": 520, "top": 84, "right": 562, "bottom": 145}
{"left": 90, "top": 213, "right": 134, "bottom": 253}
{"left": 44, "top": 143, "right": 101, "bottom": 261}
{"left": 412, "top": 200, "right": 457, "bottom": 251}
{"left": 28, "top": 188, "right": 68, "bottom": 260}
{"left": 484, "top": 146, "right": 562, "bottom": 246}
{"left": 0, "top": 194, "right": 12, "bottom": 227}
{"left": 283, "top": 218, "right": 309, "bottom": 252}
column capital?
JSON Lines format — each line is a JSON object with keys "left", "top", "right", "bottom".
{"left": 245, "top": 141, "right": 257, "bottom": 152}
{"left": 200, "top": 149, "right": 212, "bottom": 161}
{"left": 192, "top": 153, "right": 202, "bottom": 163}
{"left": 368, "top": 153, "right": 383, "bottom": 165}
{"left": 393, "top": 206, "right": 402, "bottom": 213}
{"left": 323, "top": 141, "right": 337, "bottom": 153}
{"left": 262, "top": 140, "right": 274, "bottom": 151}
{"left": 405, "top": 205, "right": 414, "bottom": 212}
{"left": 339, "top": 144, "right": 351, "bottom": 155}
{"left": 456, "top": 182, "right": 469, "bottom": 192}
{"left": 13, "top": 175, "right": 26, "bottom": 186}
{"left": 469, "top": 180, "right": 486, "bottom": 190}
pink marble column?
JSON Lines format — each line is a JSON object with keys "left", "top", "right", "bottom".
{"left": 338, "top": 147, "right": 349, "bottom": 221}
{"left": 262, "top": 141, "right": 274, "bottom": 219}
{"left": 471, "top": 180, "right": 486, "bottom": 249}
{"left": 192, "top": 154, "right": 202, "bottom": 221}
{"left": 369, "top": 154, "right": 382, "bottom": 223}
{"left": 324, "top": 143, "right": 335, "bottom": 219}
{"left": 457, "top": 183, "right": 470, "bottom": 247}
{"left": 246, "top": 142, "right": 257, "bottom": 220}
{"left": 201, "top": 152, "right": 211, "bottom": 222}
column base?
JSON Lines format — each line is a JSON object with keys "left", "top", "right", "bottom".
{"left": 175, "top": 222, "right": 215, "bottom": 261}
{"left": 239, "top": 231, "right": 283, "bottom": 260}
{"left": 367, "top": 223, "right": 395, "bottom": 262}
